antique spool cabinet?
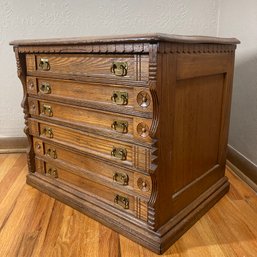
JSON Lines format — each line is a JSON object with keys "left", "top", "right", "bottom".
{"left": 10, "top": 34, "right": 239, "bottom": 254}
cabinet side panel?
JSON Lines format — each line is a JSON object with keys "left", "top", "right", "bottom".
{"left": 154, "top": 43, "right": 236, "bottom": 228}
{"left": 173, "top": 74, "right": 224, "bottom": 192}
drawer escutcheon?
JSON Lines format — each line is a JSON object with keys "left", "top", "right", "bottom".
{"left": 114, "top": 195, "right": 129, "bottom": 209}
{"left": 111, "top": 147, "right": 127, "bottom": 160}
{"left": 113, "top": 172, "right": 129, "bottom": 185}
{"left": 110, "top": 62, "right": 128, "bottom": 76}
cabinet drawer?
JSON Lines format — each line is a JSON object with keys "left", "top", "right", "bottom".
{"left": 28, "top": 97, "right": 153, "bottom": 143}
{"left": 29, "top": 118, "right": 152, "bottom": 172}
{"left": 35, "top": 158, "right": 136, "bottom": 214}
{"left": 33, "top": 138, "right": 152, "bottom": 198}
{"left": 26, "top": 77, "right": 153, "bottom": 116}
{"left": 26, "top": 54, "right": 149, "bottom": 83}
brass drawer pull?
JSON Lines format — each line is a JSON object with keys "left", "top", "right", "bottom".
{"left": 111, "top": 91, "right": 128, "bottom": 105}
{"left": 46, "top": 148, "right": 57, "bottom": 159}
{"left": 111, "top": 147, "right": 127, "bottom": 160}
{"left": 46, "top": 167, "right": 58, "bottom": 178}
{"left": 39, "top": 58, "right": 50, "bottom": 71}
{"left": 111, "top": 121, "right": 128, "bottom": 134}
{"left": 114, "top": 195, "right": 129, "bottom": 209}
{"left": 41, "top": 104, "right": 53, "bottom": 117}
{"left": 110, "top": 62, "right": 128, "bottom": 76}
{"left": 42, "top": 127, "right": 53, "bottom": 138}
{"left": 113, "top": 172, "right": 129, "bottom": 186}
{"left": 39, "top": 82, "right": 51, "bottom": 94}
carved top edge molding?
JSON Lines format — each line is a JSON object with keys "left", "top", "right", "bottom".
{"left": 159, "top": 43, "right": 237, "bottom": 54}
{"left": 14, "top": 42, "right": 236, "bottom": 55}
{"left": 14, "top": 43, "right": 150, "bottom": 54}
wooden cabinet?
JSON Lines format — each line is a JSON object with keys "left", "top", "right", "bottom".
{"left": 11, "top": 33, "right": 239, "bottom": 254}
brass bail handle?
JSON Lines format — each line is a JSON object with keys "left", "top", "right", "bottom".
{"left": 113, "top": 172, "right": 129, "bottom": 186}
{"left": 111, "top": 91, "right": 128, "bottom": 105}
{"left": 111, "top": 147, "right": 127, "bottom": 160}
{"left": 39, "top": 58, "right": 50, "bottom": 71}
{"left": 114, "top": 195, "right": 129, "bottom": 209}
{"left": 111, "top": 121, "right": 128, "bottom": 134}
{"left": 39, "top": 82, "right": 51, "bottom": 94}
{"left": 110, "top": 62, "right": 128, "bottom": 76}
{"left": 46, "top": 167, "right": 58, "bottom": 178}
{"left": 42, "top": 127, "right": 53, "bottom": 138}
{"left": 46, "top": 148, "right": 57, "bottom": 159}
{"left": 41, "top": 104, "right": 53, "bottom": 117}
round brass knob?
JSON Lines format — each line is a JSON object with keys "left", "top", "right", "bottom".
{"left": 137, "top": 178, "right": 150, "bottom": 192}
{"left": 137, "top": 91, "right": 151, "bottom": 108}
{"left": 137, "top": 123, "right": 149, "bottom": 138}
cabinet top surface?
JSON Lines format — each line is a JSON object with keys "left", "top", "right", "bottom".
{"left": 10, "top": 33, "right": 240, "bottom": 46}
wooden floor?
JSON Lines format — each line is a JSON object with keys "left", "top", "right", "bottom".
{"left": 0, "top": 153, "right": 257, "bottom": 257}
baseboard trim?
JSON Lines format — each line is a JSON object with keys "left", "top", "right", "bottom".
{"left": 227, "top": 145, "right": 257, "bottom": 192}
{"left": 0, "top": 137, "right": 27, "bottom": 153}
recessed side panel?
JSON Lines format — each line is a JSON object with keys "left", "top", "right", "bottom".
{"left": 173, "top": 74, "right": 225, "bottom": 194}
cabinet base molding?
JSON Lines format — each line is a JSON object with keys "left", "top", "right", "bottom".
{"left": 0, "top": 137, "right": 27, "bottom": 153}
{"left": 27, "top": 173, "right": 229, "bottom": 254}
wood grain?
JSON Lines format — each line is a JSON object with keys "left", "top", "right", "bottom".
{"left": 0, "top": 154, "right": 256, "bottom": 257}
{"left": 26, "top": 76, "right": 153, "bottom": 117}
{"left": 28, "top": 97, "right": 153, "bottom": 143}
{"left": 26, "top": 54, "right": 149, "bottom": 83}
{"left": 29, "top": 118, "right": 152, "bottom": 172}
{"left": 33, "top": 139, "right": 152, "bottom": 199}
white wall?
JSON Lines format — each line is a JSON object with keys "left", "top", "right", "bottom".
{"left": 0, "top": 0, "right": 219, "bottom": 137}
{"left": 218, "top": 0, "right": 257, "bottom": 164}
{"left": 2, "top": 0, "right": 256, "bottom": 165}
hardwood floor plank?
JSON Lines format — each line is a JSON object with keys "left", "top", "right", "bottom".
{"left": 98, "top": 225, "right": 121, "bottom": 257}
{"left": 0, "top": 154, "right": 22, "bottom": 182}
{"left": 0, "top": 154, "right": 27, "bottom": 204}
{"left": 0, "top": 166, "right": 27, "bottom": 232}
{"left": 0, "top": 154, "right": 257, "bottom": 257}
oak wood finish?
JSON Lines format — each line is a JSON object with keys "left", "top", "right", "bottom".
{"left": 26, "top": 76, "right": 153, "bottom": 117}
{"left": 26, "top": 54, "right": 149, "bottom": 83}
{"left": 11, "top": 34, "right": 239, "bottom": 254}
{"left": 0, "top": 154, "right": 257, "bottom": 257}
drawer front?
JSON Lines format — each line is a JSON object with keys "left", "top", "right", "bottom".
{"left": 33, "top": 138, "right": 152, "bottom": 198}
{"left": 36, "top": 158, "right": 135, "bottom": 212}
{"left": 35, "top": 158, "right": 148, "bottom": 221}
{"left": 29, "top": 118, "right": 152, "bottom": 172}
{"left": 26, "top": 54, "right": 149, "bottom": 83}
{"left": 26, "top": 77, "right": 153, "bottom": 116}
{"left": 28, "top": 97, "right": 153, "bottom": 143}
